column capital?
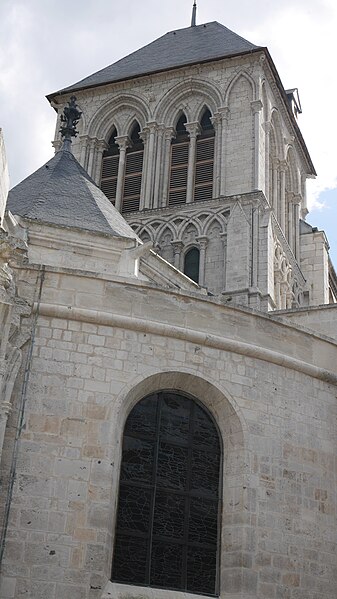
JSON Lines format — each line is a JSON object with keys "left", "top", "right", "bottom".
{"left": 171, "top": 240, "right": 184, "bottom": 252}
{"left": 218, "top": 106, "right": 230, "bottom": 120}
{"left": 52, "top": 140, "right": 62, "bottom": 152}
{"left": 164, "top": 126, "right": 175, "bottom": 141}
{"left": 115, "top": 135, "right": 130, "bottom": 151}
{"left": 185, "top": 121, "right": 200, "bottom": 138}
{"left": 196, "top": 235, "right": 208, "bottom": 249}
{"left": 262, "top": 121, "right": 272, "bottom": 134}
{"left": 210, "top": 113, "right": 222, "bottom": 128}
{"left": 279, "top": 159, "right": 288, "bottom": 173}
{"left": 292, "top": 193, "right": 302, "bottom": 206}
{"left": 140, "top": 122, "right": 157, "bottom": 142}
{"left": 251, "top": 99, "right": 263, "bottom": 114}
{"left": 156, "top": 124, "right": 165, "bottom": 136}
{"left": 0, "top": 401, "right": 12, "bottom": 418}
{"left": 97, "top": 139, "right": 109, "bottom": 151}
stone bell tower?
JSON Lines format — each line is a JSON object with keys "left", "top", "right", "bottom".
{"left": 47, "top": 15, "right": 336, "bottom": 310}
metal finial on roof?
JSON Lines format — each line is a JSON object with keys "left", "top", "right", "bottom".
{"left": 191, "top": 1, "right": 197, "bottom": 27}
{"left": 60, "top": 96, "right": 82, "bottom": 152}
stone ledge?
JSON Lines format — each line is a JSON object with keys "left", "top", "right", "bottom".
{"left": 101, "top": 582, "right": 257, "bottom": 599}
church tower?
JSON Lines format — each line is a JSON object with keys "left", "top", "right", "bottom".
{"left": 1, "top": 12, "right": 337, "bottom": 599}
{"left": 48, "top": 18, "right": 335, "bottom": 310}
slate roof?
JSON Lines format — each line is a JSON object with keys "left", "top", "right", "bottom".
{"left": 49, "top": 22, "right": 261, "bottom": 97}
{"left": 7, "top": 149, "right": 139, "bottom": 239}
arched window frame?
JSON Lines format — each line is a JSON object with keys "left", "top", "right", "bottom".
{"left": 122, "top": 122, "right": 144, "bottom": 214}
{"left": 183, "top": 245, "right": 200, "bottom": 284}
{"left": 167, "top": 108, "right": 215, "bottom": 208}
{"left": 111, "top": 390, "right": 223, "bottom": 596}
{"left": 168, "top": 113, "right": 189, "bottom": 207}
{"left": 100, "top": 126, "right": 119, "bottom": 204}
{"left": 194, "top": 108, "right": 215, "bottom": 203}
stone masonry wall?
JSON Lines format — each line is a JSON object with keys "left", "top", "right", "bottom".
{"left": 0, "top": 265, "right": 336, "bottom": 599}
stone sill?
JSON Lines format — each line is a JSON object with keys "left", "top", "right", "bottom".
{"left": 101, "top": 582, "right": 216, "bottom": 599}
{"left": 101, "top": 582, "right": 256, "bottom": 599}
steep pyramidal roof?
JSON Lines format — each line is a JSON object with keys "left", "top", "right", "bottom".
{"left": 49, "top": 22, "right": 261, "bottom": 97}
{"left": 7, "top": 149, "right": 139, "bottom": 239}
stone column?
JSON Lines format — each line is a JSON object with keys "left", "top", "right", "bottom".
{"left": 139, "top": 128, "right": 149, "bottom": 211}
{"left": 171, "top": 240, "right": 184, "bottom": 270}
{"left": 287, "top": 193, "right": 294, "bottom": 251}
{"left": 279, "top": 160, "right": 287, "bottom": 234}
{"left": 251, "top": 100, "right": 263, "bottom": 190}
{"left": 161, "top": 127, "right": 175, "bottom": 207}
{"left": 272, "top": 158, "right": 279, "bottom": 215}
{"left": 153, "top": 125, "right": 165, "bottom": 209}
{"left": 114, "top": 136, "right": 130, "bottom": 213}
{"left": 262, "top": 122, "right": 271, "bottom": 202}
{"left": 197, "top": 236, "right": 208, "bottom": 287}
{"left": 219, "top": 107, "right": 229, "bottom": 197}
{"left": 274, "top": 272, "right": 281, "bottom": 309}
{"left": 143, "top": 122, "right": 157, "bottom": 209}
{"left": 280, "top": 281, "right": 288, "bottom": 310}
{"left": 220, "top": 231, "right": 227, "bottom": 291}
{"left": 79, "top": 135, "right": 88, "bottom": 168}
{"left": 210, "top": 112, "right": 222, "bottom": 198}
{"left": 0, "top": 400, "right": 11, "bottom": 462}
{"left": 251, "top": 205, "right": 259, "bottom": 288}
{"left": 94, "top": 141, "right": 108, "bottom": 185}
{"left": 294, "top": 195, "right": 301, "bottom": 261}
{"left": 87, "top": 138, "right": 98, "bottom": 179}
{"left": 185, "top": 122, "right": 200, "bottom": 204}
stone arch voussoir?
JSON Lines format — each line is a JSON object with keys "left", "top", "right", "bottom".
{"left": 155, "top": 79, "right": 222, "bottom": 125}
{"left": 87, "top": 93, "right": 150, "bottom": 141}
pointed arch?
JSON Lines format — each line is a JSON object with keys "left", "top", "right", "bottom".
{"left": 194, "top": 106, "right": 215, "bottom": 203}
{"left": 87, "top": 93, "right": 149, "bottom": 141}
{"left": 270, "top": 109, "right": 283, "bottom": 159}
{"left": 224, "top": 70, "right": 256, "bottom": 105}
{"left": 122, "top": 120, "right": 144, "bottom": 214}
{"left": 156, "top": 79, "right": 222, "bottom": 125}
{"left": 225, "top": 72, "right": 254, "bottom": 195}
{"left": 204, "top": 215, "right": 225, "bottom": 237}
{"left": 100, "top": 125, "right": 120, "bottom": 203}
{"left": 168, "top": 112, "right": 189, "bottom": 207}
{"left": 197, "top": 105, "right": 213, "bottom": 127}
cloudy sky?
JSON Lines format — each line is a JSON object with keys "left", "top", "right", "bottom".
{"left": 1, "top": 0, "right": 336, "bottom": 260}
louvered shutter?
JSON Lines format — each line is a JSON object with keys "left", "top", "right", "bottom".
{"left": 194, "top": 136, "right": 214, "bottom": 202}
{"left": 168, "top": 142, "right": 189, "bottom": 206}
{"left": 122, "top": 150, "right": 143, "bottom": 213}
{"left": 100, "top": 155, "right": 119, "bottom": 204}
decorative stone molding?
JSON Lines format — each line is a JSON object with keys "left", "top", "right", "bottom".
{"left": 251, "top": 99, "right": 263, "bottom": 114}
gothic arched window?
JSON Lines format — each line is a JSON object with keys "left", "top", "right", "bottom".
{"left": 168, "top": 114, "right": 189, "bottom": 206}
{"left": 184, "top": 247, "right": 200, "bottom": 284}
{"left": 112, "top": 391, "right": 221, "bottom": 596}
{"left": 122, "top": 123, "right": 144, "bottom": 213}
{"left": 100, "top": 127, "right": 119, "bottom": 204}
{"left": 194, "top": 109, "right": 215, "bottom": 202}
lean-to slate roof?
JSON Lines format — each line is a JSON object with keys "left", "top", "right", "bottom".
{"left": 7, "top": 149, "right": 139, "bottom": 239}
{"left": 49, "top": 22, "right": 261, "bottom": 96}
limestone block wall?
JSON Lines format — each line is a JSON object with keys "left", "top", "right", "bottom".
{"left": 0, "top": 265, "right": 336, "bottom": 599}
{"left": 300, "top": 230, "right": 329, "bottom": 305}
